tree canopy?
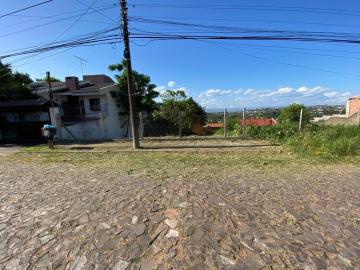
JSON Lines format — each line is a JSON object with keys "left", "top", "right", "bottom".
{"left": 278, "top": 103, "right": 312, "bottom": 125}
{"left": 0, "top": 62, "right": 36, "bottom": 101}
{"left": 157, "top": 90, "right": 206, "bottom": 136}
{"left": 108, "top": 60, "right": 159, "bottom": 117}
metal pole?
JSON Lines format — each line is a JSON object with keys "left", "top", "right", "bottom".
{"left": 299, "top": 108, "right": 303, "bottom": 132}
{"left": 120, "top": 0, "right": 140, "bottom": 149}
{"left": 224, "top": 108, "right": 227, "bottom": 138}
{"left": 242, "top": 108, "right": 246, "bottom": 136}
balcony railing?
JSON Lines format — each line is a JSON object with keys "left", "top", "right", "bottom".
{"left": 60, "top": 104, "right": 108, "bottom": 123}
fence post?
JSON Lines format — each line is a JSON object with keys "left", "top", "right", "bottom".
{"left": 224, "top": 108, "right": 227, "bottom": 138}
{"left": 299, "top": 108, "right": 303, "bottom": 132}
{"left": 358, "top": 111, "right": 360, "bottom": 126}
{"left": 242, "top": 108, "right": 246, "bottom": 136}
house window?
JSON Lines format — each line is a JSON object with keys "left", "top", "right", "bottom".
{"left": 89, "top": 98, "right": 101, "bottom": 112}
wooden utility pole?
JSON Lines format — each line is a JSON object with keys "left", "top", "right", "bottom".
{"left": 120, "top": 0, "right": 140, "bottom": 149}
{"left": 299, "top": 108, "right": 303, "bottom": 132}
{"left": 224, "top": 108, "right": 227, "bottom": 138}
{"left": 46, "top": 71, "right": 54, "bottom": 107}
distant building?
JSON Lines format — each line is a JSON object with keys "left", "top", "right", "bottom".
{"left": 346, "top": 96, "right": 360, "bottom": 117}
{"left": 30, "top": 75, "right": 134, "bottom": 141}
{"left": 313, "top": 96, "right": 360, "bottom": 125}
{"left": 205, "top": 118, "right": 277, "bottom": 134}
{"left": 240, "top": 118, "right": 277, "bottom": 127}
{"left": 205, "top": 122, "right": 224, "bottom": 134}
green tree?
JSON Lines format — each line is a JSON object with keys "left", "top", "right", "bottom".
{"left": 108, "top": 61, "right": 159, "bottom": 132}
{"left": 0, "top": 62, "right": 35, "bottom": 101}
{"left": 158, "top": 90, "right": 206, "bottom": 137}
{"left": 278, "top": 103, "right": 312, "bottom": 125}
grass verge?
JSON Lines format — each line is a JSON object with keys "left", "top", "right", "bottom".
{"left": 13, "top": 140, "right": 360, "bottom": 181}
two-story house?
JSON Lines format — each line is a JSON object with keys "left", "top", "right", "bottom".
{"left": 30, "top": 75, "right": 131, "bottom": 141}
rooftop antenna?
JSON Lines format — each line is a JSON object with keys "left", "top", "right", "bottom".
{"left": 74, "top": 56, "right": 88, "bottom": 77}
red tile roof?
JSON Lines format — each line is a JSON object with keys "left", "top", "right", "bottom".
{"left": 207, "top": 122, "right": 224, "bottom": 128}
{"left": 240, "top": 118, "right": 277, "bottom": 126}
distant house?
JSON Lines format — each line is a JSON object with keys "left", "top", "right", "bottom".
{"left": 0, "top": 98, "right": 52, "bottom": 142}
{"left": 240, "top": 118, "right": 277, "bottom": 127}
{"left": 30, "top": 75, "right": 132, "bottom": 141}
{"left": 205, "top": 122, "right": 224, "bottom": 134}
{"left": 204, "top": 118, "right": 277, "bottom": 135}
{"left": 313, "top": 96, "right": 360, "bottom": 125}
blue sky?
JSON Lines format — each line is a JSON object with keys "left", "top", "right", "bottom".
{"left": 1, "top": 0, "right": 360, "bottom": 109}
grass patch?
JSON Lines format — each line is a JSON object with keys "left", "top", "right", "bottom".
{"left": 13, "top": 141, "right": 354, "bottom": 181}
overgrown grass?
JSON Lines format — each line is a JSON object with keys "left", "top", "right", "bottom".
{"left": 288, "top": 125, "right": 360, "bottom": 158}
{"left": 215, "top": 124, "right": 360, "bottom": 158}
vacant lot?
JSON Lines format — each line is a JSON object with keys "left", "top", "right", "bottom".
{"left": 0, "top": 140, "right": 359, "bottom": 269}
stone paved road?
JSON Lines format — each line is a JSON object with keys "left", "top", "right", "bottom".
{"left": 0, "top": 161, "right": 359, "bottom": 269}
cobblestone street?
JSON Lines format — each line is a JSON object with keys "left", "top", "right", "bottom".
{"left": 0, "top": 154, "right": 360, "bottom": 269}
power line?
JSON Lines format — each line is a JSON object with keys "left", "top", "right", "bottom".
{"left": 9, "top": 0, "right": 100, "bottom": 77}
{"left": 55, "top": 0, "right": 99, "bottom": 41}
{"left": 127, "top": 17, "right": 360, "bottom": 45}
{"left": 0, "top": 26, "right": 118, "bottom": 56}
{"left": 75, "top": 0, "right": 118, "bottom": 23}
{"left": 0, "top": 17, "right": 118, "bottom": 40}
{"left": 129, "top": 28, "right": 360, "bottom": 58}
{"left": 194, "top": 39, "right": 360, "bottom": 77}
{"left": 0, "top": 3, "right": 118, "bottom": 34}
{"left": 212, "top": 42, "right": 360, "bottom": 54}
{"left": 0, "top": 0, "right": 54, "bottom": 19}
{"left": 129, "top": 17, "right": 360, "bottom": 38}
{"left": 0, "top": 27, "right": 120, "bottom": 81}
{"left": 129, "top": 15, "right": 360, "bottom": 29}
{"left": 129, "top": 33, "right": 360, "bottom": 45}
{"left": 129, "top": 3, "right": 360, "bottom": 17}
{"left": 212, "top": 41, "right": 360, "bottom": 60}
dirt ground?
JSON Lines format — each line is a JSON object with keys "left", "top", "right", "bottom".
{"left": 0, "top": 142, "right": 359, "bottom": 269}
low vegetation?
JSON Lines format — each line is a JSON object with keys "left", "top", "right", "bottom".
{"left": 288, "top": 125, "right": 360, "bottom": 158}
{"left": 13, "top": 141, "right": 322, "bottom": 180}
{"left": 215, "top": 104, "right": 360, "bottom": 158}
{"left": 218, "top": 124, "right": 360, "bottom": 158}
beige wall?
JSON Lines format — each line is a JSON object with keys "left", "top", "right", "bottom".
{"left": 322, "top": 112, "right": 359, "bottom": 126}
{"left": 347, "top": 97, "right": 360, "bottom": 117}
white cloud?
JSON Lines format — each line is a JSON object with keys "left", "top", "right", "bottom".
{"left": 324, "top": 91, "right": 337, "bottom": 98}
{"left": 199, "top": 89, "right": 232, "bottom": 98}
{"left": 297, "top": 86, "right": 308, "bottom": 93}
{"left": 297, "top": 86, "right": 327, "bottom": 96}
{"left": 340, "top": 91, "right": 351, "bottom": 97}
{"left": 244, "top": 89, "right": 257, "bottom": 95}
{"left": 259, "top": 87, "right": 293, "bottom": 98}
{"left": 168, "top": 81, "right": 176, "bottom": 88}
{"left": 195, "top": 85, "right": 354, "bottom": 109}
{"left": 233, "top": 89, "right": 243, "bottom": 94}
{"left": 278, "top": 87, "right": 293, "bottom": 94}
